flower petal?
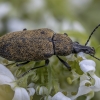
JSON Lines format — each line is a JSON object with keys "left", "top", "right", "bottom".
{"left": 77, "top": 52, "right": 86, "bottom": 59}
{"left": 86, "top": 91, "right": 94, "bottom": 100}
{"left": 0, "top": 75, "right": 13, "bottom": 85}
{"left": 39, "top": 86, "right": 49, "bottom": 95}
{"left": 28, "top": 83, "right": 35, "bottom": 88}
{"left": 79, "top": 60, "right": 96, "bottom": 73}
{"left": 90, "top": 74, "right": 100, "bottom": 91}
{"left": 52, "top": 92, "right": 71, "bottom": 100}
{"left": 0, "top": 64, "right": 15, "bottom": 80}
{"left": 44, "top": 96, "right": 52, "bottom": 100}
{"left": 0, "top": 75, "right": 16, "bottom": 88}
{"left": 12, "top": 87, "right": 30, "bottom": 100}
{"left": 71, "top": 80, "right": 92, "bottom": 100}
{"left": 27, "top": 88, "right": 35, "bottom": 96}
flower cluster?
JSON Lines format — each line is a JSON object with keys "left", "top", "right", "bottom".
{"left": 0, "top": 52, "right": 100, "bottom": 100}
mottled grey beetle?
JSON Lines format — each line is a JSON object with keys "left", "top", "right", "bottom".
{"left": 0, "top": 24, "right": 100, "bottom": 76}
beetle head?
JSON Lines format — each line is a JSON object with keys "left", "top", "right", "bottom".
{"left": 72, "top": 42, "right": 95, "bottom": 55}
{"left": 72, "top": 24, "right": 100, "bottom": 61}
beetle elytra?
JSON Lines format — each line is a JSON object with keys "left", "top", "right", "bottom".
{"left": 0, "top": 24, "right": 100, "bottom": 77}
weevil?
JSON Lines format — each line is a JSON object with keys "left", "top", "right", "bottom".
{"left": 0, "top": 24, "right": 100, "bottom": 77}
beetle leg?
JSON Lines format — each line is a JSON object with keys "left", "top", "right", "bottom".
{"left": 5, "top": 61, "right": 30, "bottom": 67}
{"left": 23, "top": 28, "right": 27, "bottom": 31}
{"left": 19, "top": 59, "right": 49, "bottom": 78}
{"left": 56, "top": 56, "right": 71, "bottom": 71}
{"left": 16, "top": 61, "right": 30, "bottom": 66}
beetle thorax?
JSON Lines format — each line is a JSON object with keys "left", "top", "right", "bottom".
{"left": 53, "top": 34, "right": 73, "bottom": 56}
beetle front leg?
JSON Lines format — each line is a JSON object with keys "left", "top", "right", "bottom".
{"left": 56, "top": 56, "right": 71, "bottom": 71}
{"left": 19, "top": 59, "right": 49, "bottom": 78}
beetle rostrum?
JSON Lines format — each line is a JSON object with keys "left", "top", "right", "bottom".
{"left": 0, "top": 24, "right": 100, "bottom": 77}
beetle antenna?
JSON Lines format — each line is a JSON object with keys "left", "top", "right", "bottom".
{"left": 90, "top": 54, "right": 100, "bottom": 61}
{"left": 85, "top": 24, "right": 100, "bottom": 46}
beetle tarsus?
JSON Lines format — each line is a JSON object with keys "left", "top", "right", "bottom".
{"left": 16, "top": 61, "right": 30, "bottom": 67}
{"left": 19, "top": 59, "right": 49, "bottom": 78}
{"left": 57, "top": 56, "right": 71, "bottom": 71}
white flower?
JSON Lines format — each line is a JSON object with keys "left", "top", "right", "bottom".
{"left": 90, "top": 74, "right": 100, "bottom": 91}
{"left": 77, "top": 52, "right": 86, "bottom": 59}
{"left": 70, "top": 52, "right": 100, "bottom": 99}
{"left": 52, "top": 92, "right": 71, "bottom": 100}
{"left": 79, "top": 59, "right": 100, "bottom": 91}
{"left": 71, "top": 75, "right": 93, "bottom": 100}
{"left": 79, "top": 59, "right": 96, "bottom": 73}
{"left": 59, "top": 52, "right": 100, "bottom": 100}
{"left": 0, "top": 64, "right": 35, "bottom": 100}
{"left": 38, "top": 86, "right": 49, "bottom": 95}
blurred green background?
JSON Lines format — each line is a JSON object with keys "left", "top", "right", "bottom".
{"left": 0, "top": 0, "right": 100, "bottom": 100}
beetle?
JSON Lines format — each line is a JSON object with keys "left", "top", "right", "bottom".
{"left": 0, "top": 24, "right": 100, "bottom": 77}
